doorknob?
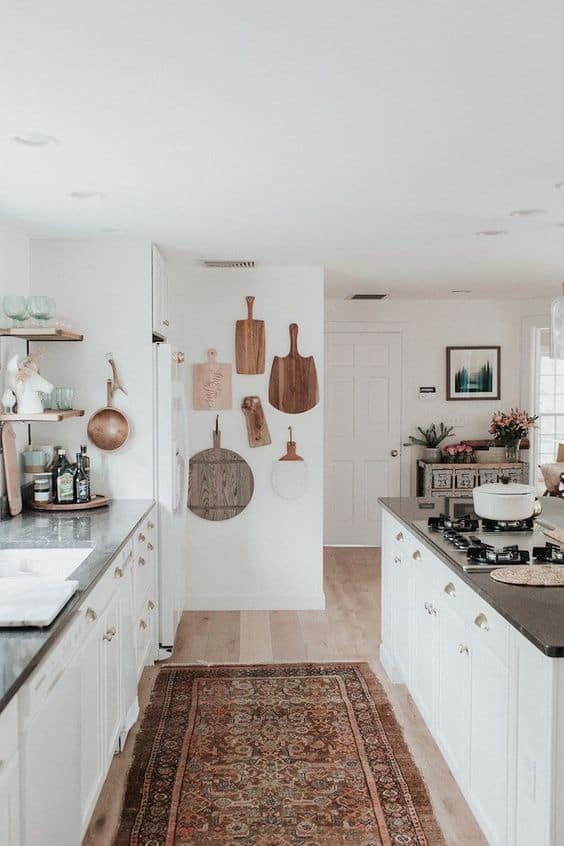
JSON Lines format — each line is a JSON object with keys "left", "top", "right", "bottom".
{"left": 390, "top": 449, "right": 399, "bottom": 457}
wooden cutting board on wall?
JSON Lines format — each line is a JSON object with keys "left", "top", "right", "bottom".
{"left": 192, "top": 349, "right": 232, "bottom": 410}
{"left": 241, "top": 396, "right": 271, "bottom": 447}
{"left": 235, "top": 296, "right": 265, "bottom": 374}
{"left": 2, "top": 423, "right": 22, "bottom": 516}
{"left": 269, "top": 323, "right": 319, "bottom": 414}
{"left": 188, "top": 426, "right": 254, "bottom": 521}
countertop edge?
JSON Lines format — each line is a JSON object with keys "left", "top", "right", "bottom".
{"left": 379, "top": 498, "right": 563, "bottom": 658}
{"left": 0, "top": 500, "right": 155, "bottom": 714}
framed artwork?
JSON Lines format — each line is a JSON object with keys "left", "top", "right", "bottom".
{"left": 446, "top": 346, "right": 501, "bottom": 401}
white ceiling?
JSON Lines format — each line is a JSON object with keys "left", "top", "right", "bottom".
{"left": 1, "top": 1, "right": 564, "bottom": 299}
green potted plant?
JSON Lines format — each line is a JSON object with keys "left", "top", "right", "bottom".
{"left": 403, "top": 422, "right": 455, "bottom": 462}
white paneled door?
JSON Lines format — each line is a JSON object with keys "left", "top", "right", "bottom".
{"left": 325, "top": 331, "right": 402, "bottom": 545}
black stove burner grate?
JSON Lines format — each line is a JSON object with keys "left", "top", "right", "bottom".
{"left": 481, "top": 517, "right": 534, "bottom": 533}
{"left": 467, "top": 541, "right": 530, "bottom": 565}
{"left": 428, "top": 514, "right": 479, "bottom": 533}
{"left": 532, "top": 542, "right": 564, "bottom": 564}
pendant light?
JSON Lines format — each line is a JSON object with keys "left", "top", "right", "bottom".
{"left": 551, "top": 282, "right": 564, "bottom": 358}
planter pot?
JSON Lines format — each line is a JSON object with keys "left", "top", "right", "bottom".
{"left": 423, "top": 447, "right": 442, "bottom": 463}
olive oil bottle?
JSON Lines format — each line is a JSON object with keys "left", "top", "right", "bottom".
{"left": 53, "top": 449, "right": 74, "bottom": 503}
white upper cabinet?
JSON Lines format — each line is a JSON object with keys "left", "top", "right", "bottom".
{"left": 152, "top": 245, "right": 170, "bottom": 337}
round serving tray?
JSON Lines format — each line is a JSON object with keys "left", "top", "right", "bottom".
{"left": 30, "top": 495, "right": 110, "bottom": 512}
{"left": 490, "top": 564, "right": 564, "bottom": 587}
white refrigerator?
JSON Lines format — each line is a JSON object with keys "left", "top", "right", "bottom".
{"left": 153, "top": 343, "right": 189, "bottom": 648}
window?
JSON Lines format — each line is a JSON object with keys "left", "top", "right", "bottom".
{"left": 535, "top": 328, "right": 564, "bottom": 469}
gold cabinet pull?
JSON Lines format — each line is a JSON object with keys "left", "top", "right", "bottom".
{"left": 474, "top": 613, "right": 490, "bottom": 631}
{"left": 114, "top": 566, "right": 124, "bottom": 579}
{"left": 139, "top": 619, "right": 147, "bottom": 630}
{"left": 444, "top": 582, "right": 456, "bottom": 597}
{"left": 103, "top": 626, "right": 116, "bottom": 642}
{"left": 147, "top": 599, "right": 155, "bottom": 611}
{"left": 395, "top": 532, "right": 404, "bottom": 542}
{"left": 148, "top": 521, "right": 155, "bottom": 529}
{"left": 147, "top": 542, "right": 154, "bottom": 551}
{"left": 458, "top": 644, "right": 470, "bottom": 655}
{"left": 412, "top": 549, "right": 422, "bottom": 561}
{"left": 138, "top": 556, "right": 146, "bottom": 567}
{"left": 138, "top": 533, "right": 146, "bottom": 543}
{"left": 85, "top": 607, "right": 97, "bottom": 623}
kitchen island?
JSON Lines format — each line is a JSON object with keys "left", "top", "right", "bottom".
{"left": 379, "top": 496, "right": 564, "bottom": 846}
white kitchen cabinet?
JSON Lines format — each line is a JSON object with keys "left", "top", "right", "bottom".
{"left": 0, "top": 755, "right": 20, "bottom": 846}
{"left": 436, "top": 595, "right": 471, "bottom": 785}
{"left": 102, "top": 590, "right": 122, "bottom": 766}
{"left": 411, "top": 568, "right": 439, "bottom": 730}
{"left": 152, "top": 244, "right": 170, "bottom": 337}
{"left": 0, "top": 697, "right": 19, "bottom": 846}
{"left": 469, "top": 622, "right": 510, "bottom": 846}
{"left": 79, "top": 612, "right": 104, "bottom": 831}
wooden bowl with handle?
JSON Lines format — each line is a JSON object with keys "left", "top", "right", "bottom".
{"left": 87, "top": 358, "right": 131, "bottom": 452}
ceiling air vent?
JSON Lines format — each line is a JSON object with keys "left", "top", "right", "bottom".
{"left": 347, "top": 293, "right": 389, "bottom": 300}
{"left": 202, "top": 260, "right": 256, "bottom": 269}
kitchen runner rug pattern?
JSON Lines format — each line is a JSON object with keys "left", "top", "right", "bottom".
{"left": 115, "top": 663, "right": 444, "bottom": 846}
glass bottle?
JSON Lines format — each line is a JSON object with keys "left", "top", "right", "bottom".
{"left": 53, "top": 449, "right": 74, "bottom": 503}
{"left": 80, "top": 444, "right": 90, "bottom": 480}
{"left": 74, "top": 452, "right": 90, "bottom": 503}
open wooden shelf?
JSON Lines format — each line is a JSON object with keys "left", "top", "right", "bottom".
{"left": 0, "top": 327, "right": 83, "bottom": 342}
{"left": 0, "top": 409, "right": 85, "bottom": 423}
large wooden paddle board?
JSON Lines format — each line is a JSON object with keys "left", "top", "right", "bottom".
{"left": 269, "top": 323, "right": 319, "bottom": 414}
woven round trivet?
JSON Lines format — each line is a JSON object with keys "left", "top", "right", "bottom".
{"left": 490, "top": 565, "right": 564, "bottom": 586}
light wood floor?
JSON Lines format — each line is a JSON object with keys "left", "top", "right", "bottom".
{"left": 83, "top": 547, "right": 487, "bottom": 846}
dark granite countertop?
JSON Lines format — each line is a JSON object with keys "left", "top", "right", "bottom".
{"left": 379, "top": 496, "right": 564, "bottom": 657}
{"left": 0, "top": 500, "right": 154, "bottom": 714}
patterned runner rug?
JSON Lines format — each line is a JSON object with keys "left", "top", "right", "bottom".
{"left": 115, "top": 663, "right": 444, "bottom": 845}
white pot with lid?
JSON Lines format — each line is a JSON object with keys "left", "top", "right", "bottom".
{"left": 473, "top": 481, "right": 542, "bottom": 521}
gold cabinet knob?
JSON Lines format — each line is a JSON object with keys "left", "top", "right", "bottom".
{"left": 444, "top": 582, "right": 456, "bottom": 597}
{"left": 147, "top": 542, "right": 154, "bottom": 551}
{"left": 138, "top": 533, "right": 146, "bottom": 543}
{"left": 148, "top": 521, "right": 155, "bottom": 529}
{"left": 474, "top": 613, "right": 489, "bottom": 631}
{"left": 412, "top": 550, "right": 422, "bottom": 561}
{"left": 85, "top": 607, "right": 97, "bottom": 623}
{"left": 114, "top": 566, "right": 124, "bottom": 579}
{"left": 395, "top": 532, "right": 404, "bottom": 542}
{"left": 139, "top": 619, "right": 147, "bottom": 630}
{"left": 393, "top": 555, "right": 402, "bottom": 565}
{"left": 147, "top": 599, "right": 155, "bottom": 611}
{"left": 390, "top": 449, "right": 399, "bottom": 457}
{"left": 103, "top": 626, "right": 116, "bottom": 642}
{"left": 138, "top": 556, "right": 146, "bottom": 567}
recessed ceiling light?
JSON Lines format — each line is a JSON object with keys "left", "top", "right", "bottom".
{"left": 67, "top": 191, "right": 105, "bottom": 199}
{"left": 12, "top": 132, "right": 60, "bottom": 148}
{"left": 451, "top": 289, "right": 472, "bottom": 294}
{"left": 474, "top": 229, "right": 507, "bottom": 236}
{"left": 554, "top": 182, "right": 564, "bottom": 190}
{"left": 508, "top": 209, "right": 545, "bottom": 217}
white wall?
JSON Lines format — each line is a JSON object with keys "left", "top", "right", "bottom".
{"left": 29, "top": 239, "right": 154, "bottom": 499}
{"left": 168, "top": 261, "right": 325, "bottom": 610}
{"left": 0, "top": 221, "right": 31, "bottom": 498}
{"left": 326, "top": 298, "right": 525, "bottom": 493}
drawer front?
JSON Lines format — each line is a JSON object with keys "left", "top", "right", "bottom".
{"left": 135, "top": 589, "right": 157, "bottom": 676}
{"left": 0, "top": 695, "right": 18, "bottom": 762}
{"left": 468, "top": 598, "right": 509, "bottom": 665}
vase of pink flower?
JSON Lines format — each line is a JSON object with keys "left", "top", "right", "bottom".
{"left": 442, "top": 443, "right": 475, "bottom": 463}
{"left": 488, "top": 408, "right": 538, "bottom": 463}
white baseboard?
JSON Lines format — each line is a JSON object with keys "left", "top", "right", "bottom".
{"left": 183, "top": 592, "right": 326, "bottom": 611}
{"left": 379, "top": 643, "right": 402, "bottom": 684}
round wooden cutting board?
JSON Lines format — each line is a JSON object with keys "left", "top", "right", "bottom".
{"left": 490, "top": 565, "right": 564, "bottom": 587}
{"left": 188, "top": 429, "right": 254, "bottom": 521}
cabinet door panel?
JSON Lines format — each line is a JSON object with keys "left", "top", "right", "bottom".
{"left": 436, "top": 603, "right": 471, "bottom": 783}
{"left": 102, "top": 594, "right": 122, "bottom": 766}
{"left": 0, "top": 756, "right": 20, "bottom": 846}
{"left": 391, "top": 553, "right": 412, "bottom": 684}
{"left": 469, "top": 642, "right": 509, "bottom": 845}
{"left": 80, "top": 625, "right": 103, "bottom": 828}
{"left": 411, "top": 575, "right": 439, "bottom": 729}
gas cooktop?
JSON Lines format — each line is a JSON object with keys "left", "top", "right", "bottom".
{"left": 415, "top": 513, "right": 562, "bottom": 573}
